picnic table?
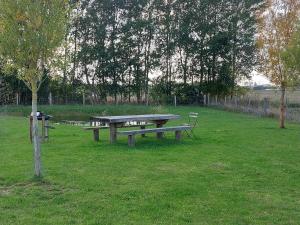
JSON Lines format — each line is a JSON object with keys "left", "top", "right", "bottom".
{"left": 90, "top": 114, "right": 180, "bottom": 143}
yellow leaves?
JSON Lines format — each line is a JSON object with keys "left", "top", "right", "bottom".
{"left": 0, "top": 21, "right": 4, "bottom": 33}
{"left": 34, "top": 16, "right": 42, "bottom": 29}
{"left": 268, "top": 47, "right": 279, "bottom": 59}
{"left": 15, "top": 10, "right": 27, "bottom": 23}
{"left": 256, "top": 37, "right": 264, "bottom": 49}
{"left": 15, "top": 10, "right": 43, "bottom": 30}
{"left": 29, "top": 15, "right": 43, "bottom": 30}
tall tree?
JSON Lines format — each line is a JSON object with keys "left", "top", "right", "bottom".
{"left": 257, "top": 0, "right": 300, "bottom": 128}
{"left": 0, "top": 0, "right": 69, "bottom": 177}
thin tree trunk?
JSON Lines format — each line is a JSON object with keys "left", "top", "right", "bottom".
{"left": 279, "top": 86, "right": 286, "bottom": 128}
{"left": 63, "top": 38, "right": 68, "bottom": 104}
{"left": 31, "top": 84, "right": 41, "bottom": 177}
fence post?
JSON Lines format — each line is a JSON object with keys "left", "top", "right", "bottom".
{"left": 174, "top": 95, "right": 177, "bottom": 107}
{"left": 207, "top": 94, "right": 210, "bottom": 106}
{"left": 48, "top": 92, "right": 53, "bottom": 105}
{"left": 16, "top": 92, "right": 19, "bottom": 105}
{"left": 235, "top": 96, "right": 238, "bottom": 108}
{"left": 83, "top": 92, "right": 86, "bottom": 105}
{"left": 263, "top": 97, "right": 269, "bottom": 116}
{"left": 248, "top": 98, "right": 251, "bottom": 112}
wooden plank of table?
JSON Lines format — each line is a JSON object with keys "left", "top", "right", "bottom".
{"left": 91, "top": 114, "right": 180, "bottom": 123}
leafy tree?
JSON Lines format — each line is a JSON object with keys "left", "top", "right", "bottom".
{"left": 0, "top": 0, "right": 69, "bottom": 177}
{"left": 257, "top": 0, "right": 300, "bottom": 128}
{"left": 155, "top": 0, "right": 178, "bottom": 96}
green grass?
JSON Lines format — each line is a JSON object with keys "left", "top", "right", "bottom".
{"left": 1, "top": 106, "right": 300, "bottom": 225}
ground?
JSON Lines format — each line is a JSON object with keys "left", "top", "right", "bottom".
{"left": 0, "top": 106, "right": 300, "bottom": 225}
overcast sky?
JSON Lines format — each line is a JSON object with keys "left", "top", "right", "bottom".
{"left": 252, "top": 73, "right": 271, "bottom": 85}
{"left": 240, "top": 71, "right": 272, "bottom": 86}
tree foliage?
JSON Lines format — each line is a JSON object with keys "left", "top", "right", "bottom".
{"left": 0, "top": 0, "right": 69, "bottom": 91}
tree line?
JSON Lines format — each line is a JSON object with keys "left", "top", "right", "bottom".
{"left": 1, "top": 0, "right": 264, "bottom": 105}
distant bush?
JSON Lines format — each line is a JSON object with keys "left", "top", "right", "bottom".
{"left": 150, "top": 82, "right": 204, "bottom": 105}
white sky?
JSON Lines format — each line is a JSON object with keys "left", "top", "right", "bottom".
{"left": 240, "top": 71, "right": 272, "bottom": 86}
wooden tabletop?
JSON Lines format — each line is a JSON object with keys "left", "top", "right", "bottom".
{"left": 91, "top": 114, "right": 180, "bottom": 123}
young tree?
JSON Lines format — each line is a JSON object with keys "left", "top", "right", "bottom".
{"left": 0, "top": 0, "right": 69, "bottom": 177}
{"left": 257, "top": 0, "right": 300, "bottom": 128}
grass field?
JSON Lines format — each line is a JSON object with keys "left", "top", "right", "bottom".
{"left": 1, "top": 106, "right": 300, "bottom": 225}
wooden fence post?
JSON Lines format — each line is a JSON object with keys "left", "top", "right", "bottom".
{"left": 207, "top": 94, "right": 210, "bottom": 106}
{"left": 16, "top": 93, "right": 19, "bottom": 105}
{"left": 248, "top": 98, "right": 251, "bottom": 112}
{"left": 174, "top": 95, "right": 177, "bottom": 107}
{"left": 49, "top": 92, "right": 53, "bottom": 105}
{"left": 235, "top": 96, "right": 238, "bottom": 108}
{"left": 263, "top": 97, "right": 269, "bottom": 115}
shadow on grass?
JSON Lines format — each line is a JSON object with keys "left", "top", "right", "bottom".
{"left": 111, "top": 136, "right": 198, "bottom": 152}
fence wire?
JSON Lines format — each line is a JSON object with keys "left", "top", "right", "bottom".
{"left": 206, "top": 95, "right": 300, "bottom": 123}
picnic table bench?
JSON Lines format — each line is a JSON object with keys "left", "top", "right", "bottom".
{"left": 83, "top": 122, "right": 153, "bottom": 141}
{"left": 118, "top": 125, "right": 191, "bottom": 147}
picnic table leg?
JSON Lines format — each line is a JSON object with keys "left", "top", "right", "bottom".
{"left": 128, "top": 134, "right": 135, "bottom": 147}
{"left": 110, "top": 123, "right": 117, "bottom": 144}
{"left": 155, "top": 120, "right": 167, "bottom": 139}
{"left": 156, "top": 124, "right": 163, "bottom": 139}
{"left": 141, "top": 125, "right": 146, "bottom": 137}
{"left": 93, "top": 129, "right": 99, "bottom": 142}
{"left": 175, "top": 130, "right": 182, "bottom": 141}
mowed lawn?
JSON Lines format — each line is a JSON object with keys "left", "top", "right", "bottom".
{"left": 1, "top": 106, "right": 300, "bottom": 225}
